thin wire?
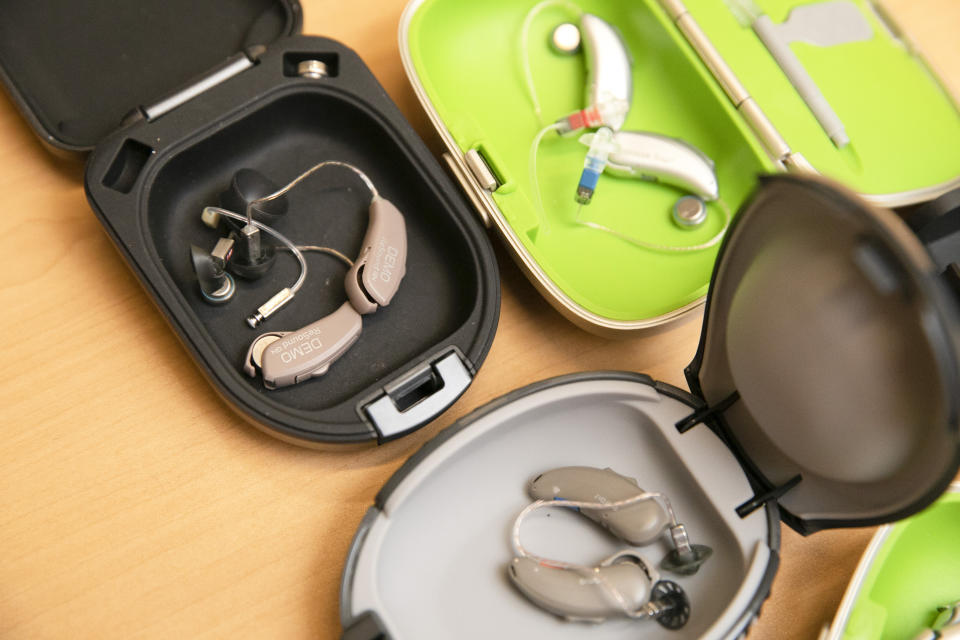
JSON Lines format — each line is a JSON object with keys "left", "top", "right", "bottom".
{"left": 529, "top": 122, "right": 563, "bottom": 235}
{"left": 577, "top": 197, "right": 733, "bottom": 252}
{"left": 245, "top": 161, "right": 379, "bottom": 225}
{"left": 278, "top": 245, "right": 353, "bottom": 268}
{"left": 520, "top": 0, "right": 583, "bottom": 125}
{"left": 204, "top": 206, "right": 308, "bottom": 294}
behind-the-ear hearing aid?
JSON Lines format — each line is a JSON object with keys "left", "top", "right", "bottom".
{"left": 507, "top": 474, "right": 696, "bottom": 628}
{"left": 508, "top": 551, "right": 689, "bottom": 627}
{"left": 572, "top": 126, "right": 731, "bottom": 251}
{"left": 528, "top": 466, "right": 713, "bottom": 575}
{"left": 579, "top": 130, "right": 720, "bottom": 202}
{"left": 242, "top": 190, "right": 407, "bottom": 389}
{"left": 578, "top": 13, "right": 631, "bottom": 131}
{"left": 196, "top": 160, "right": 395, "bottom": 329}
{"left": 521, "top": 3, "right": 633, "bottom": 132}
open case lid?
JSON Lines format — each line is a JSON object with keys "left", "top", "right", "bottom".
{"left": 686, "top": 175, "right": 960, "bottom": 535}
{"left": 0, "top": 0, "right": 302, "bottom": 152}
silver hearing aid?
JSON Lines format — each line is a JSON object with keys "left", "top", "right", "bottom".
{"left": 580, "top": 130, "right": 720, "bottom": 202}
{"left": 580, "top": 14, "right": 631, "bottom": 131}
{"left": 548, "top": 13, "right": 633, "bottom": 135}
{"left": 243, "top": 195, "right": 407, "bottom": 389}
{"left": 528, "top": 467, "right": 713, "bottom": 575}
{"left": 522, "top": 5, "right": 632, "bottom": 132}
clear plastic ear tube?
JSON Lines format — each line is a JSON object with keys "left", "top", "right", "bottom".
{"left": 205, "top": 160, "right": 380, "bottom": 327}
{"left": 202, "top": 206, "right": 307, "bottom": 327}
{"left": 511, "top": 490, "right": 679, "bottom": 570}
{"left": 520, "top": 0, "right": 585, "bottom": 124}
{"left": 244, "top": 160, "right": 379, "bottom": 225}
{"left": 511, "top": 491, "right": 681, "bottom": 619}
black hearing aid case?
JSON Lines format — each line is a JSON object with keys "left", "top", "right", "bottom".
{"left": 0, "top": 0, "right": 499, "bottom": 446}
{"left": 339, "top": 176, "right": 960, "bottom": 639}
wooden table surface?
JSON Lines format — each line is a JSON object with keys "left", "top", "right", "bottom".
{"left": 1, "top": 1, "right": 957, "bottom": 638}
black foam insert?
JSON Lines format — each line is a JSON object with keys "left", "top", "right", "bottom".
{"left": 0, "top": 0, "right": 297, "bottom": 149}
{"left": 83, "top": 35, "right": 500, "bottom": 444}
{"left": 146, "top": 91, "right": 480, "bottom": 418}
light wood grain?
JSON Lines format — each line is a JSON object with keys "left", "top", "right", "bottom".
{"left": 0, "top": 1, "right": 957, "bottom": 638}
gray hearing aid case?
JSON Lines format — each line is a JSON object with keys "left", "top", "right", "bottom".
{"left": 0, "top": 0, "right": 500, "bottom": 446}
{"left": 340, "top": 176, "right": 960, "bottom": 639}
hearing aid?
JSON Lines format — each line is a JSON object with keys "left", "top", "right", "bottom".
{"left": 549, "top": 14, "right": 633, "bottom": 134}
{"left": 508, "top": 486, "right": 694, "bottom": 627}
{"left": 528, "top": 466, "right": 713, "bottom": 575}
{"left": 580, "top": 14, "right": 632, "bottom": 131}
{"left": 508, "top": 552, "right": 690, "bottom": 627}
{"left": 243, "top": 193, "right": 407, "bottom": 388}
{"left": 529, "top": 466, "right": 670, "bottom": 545}
{"left": 243, "top": 302, "right": 363, "bottom": 389}
{"left": 579, "top": 130, "right": 720, "bottom": 202}
{"left": 190, "top": 237, "right": 236, "bottom": 304}
{"left": 198, "top": 160, "right": 397, "bottom": 329}
{"left": 344, "top": 198, "right": 408, "bottom": 314}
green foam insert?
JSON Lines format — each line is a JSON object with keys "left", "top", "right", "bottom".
{"left": 841, "top": 490, "right": 960, "bottom": 640}
{"left": 684, "top": 0, "right": 960, "bottom": 197}
{"left": 407, "top": 0, "right": 773, "bottom": 322}
{"left": 405, "top": 0, "right": 960, "bottom": 323}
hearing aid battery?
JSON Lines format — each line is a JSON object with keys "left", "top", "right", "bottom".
{"left": 672, "top": 195, "right": 708, "bottom": 228}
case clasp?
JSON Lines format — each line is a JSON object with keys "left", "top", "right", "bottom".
{"left": 442, "top": 152, "right": 493, "bottom": 228}
{"left": 363, "top": 350, "right": 473, "bottom": 441}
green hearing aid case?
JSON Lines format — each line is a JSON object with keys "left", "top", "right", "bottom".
{"left": 820, "top": 484, "right": 960, "bottom": 640}
{"left": 0, "top": 0, "right": 501, "bottom": 446}
{"left": 399, "top": 0, "right": 960, "bottom": 334}
{"left": 340, "top": 175, "right": 960, "bottom": 639}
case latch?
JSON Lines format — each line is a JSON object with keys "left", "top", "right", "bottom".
{"left": 363, "top": 350, "right": 473, "bottom": 441}
{"left": 464, "top": 149, "right": 499, "bottom": 191}
{"left": 442, "top": 152, "right": 495, "bottom": 228}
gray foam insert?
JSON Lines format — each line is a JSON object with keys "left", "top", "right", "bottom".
{"left": 345, "top": 378, "right": 772, "bottom": 639}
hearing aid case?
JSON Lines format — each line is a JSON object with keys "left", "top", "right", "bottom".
{"left": 820, "top": 484, "right": 960, "bottom": 640}
{"left": 398, "top": 0, "right": 960, "bottom": 334}
{"left": 340, "top": 176, "right": 960, "bottom": 639}
{"left": 0, "top": 0, "right": 500, "bottom": 446}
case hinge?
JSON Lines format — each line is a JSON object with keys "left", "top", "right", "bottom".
{"left": 675, "top": 390, "right": 740, "bottom": 433}
{"left": 127, "top": 47, "right": 265, "bottom": 125}
{"left": 735, "top": 474, "right": 803, "bottom": 518}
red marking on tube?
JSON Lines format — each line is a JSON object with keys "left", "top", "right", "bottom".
{"left": 561, "top": 105, "right": 604, "bottom": 132}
